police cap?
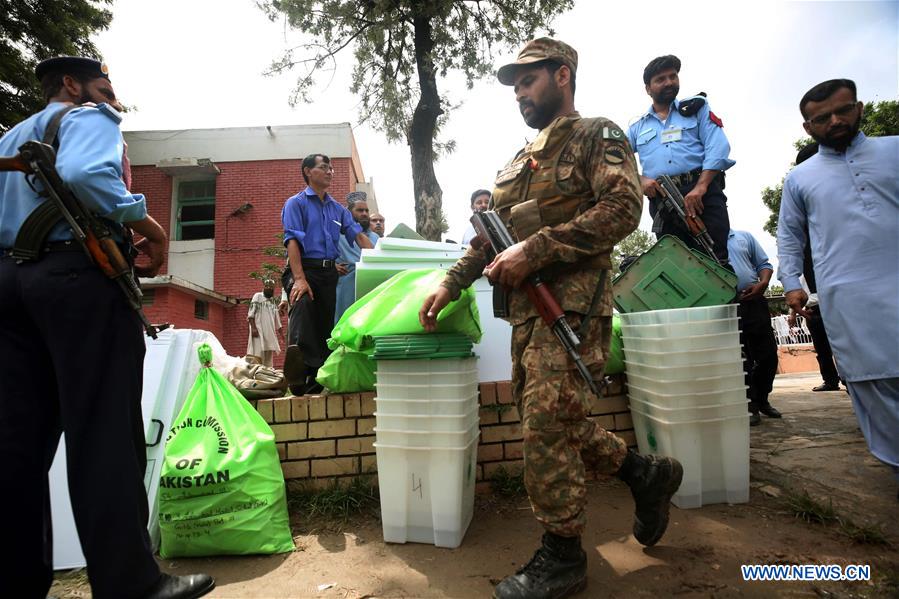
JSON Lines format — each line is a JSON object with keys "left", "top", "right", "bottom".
{"left": 497, "top": 38, "right": 578, "bottom": 86}
{"left": 35, "top": 56, "right": 110, "bottom": 81}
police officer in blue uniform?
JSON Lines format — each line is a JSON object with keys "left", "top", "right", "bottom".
{"left": 0, "top": 57, "right": 213, "bottom": 599}
{"left": 627, "top": 55, "right": 735, "bottom": 264}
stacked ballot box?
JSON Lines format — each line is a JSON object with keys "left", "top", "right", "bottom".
{"left": 373, "top": 354, "right": 479, "bottom": 548}
{"left": 620, "top": 305, "right": 749, "bottom": 509}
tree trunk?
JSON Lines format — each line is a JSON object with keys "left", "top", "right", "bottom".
{"left": 409, "top": 11, "right": 444, "bottom": 241}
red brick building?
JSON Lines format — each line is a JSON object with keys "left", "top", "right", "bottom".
{"left": 124, "top": 123, "right": 378, "bottom": 365}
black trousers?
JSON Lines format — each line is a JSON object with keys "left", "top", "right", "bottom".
{"left": 738, "top": 297, "right": 779, "bottom": 412}
{"left": 286, "top": 264, "right": 339, "bottom": 378}
{"left": 0, "top": 250, "right": 160, "bottom": 599}
{"left": 650, "top": 175, "right": 731, "bottom": 265}
{"left": 807, "top": 306, "right": 840, "bottom": 386}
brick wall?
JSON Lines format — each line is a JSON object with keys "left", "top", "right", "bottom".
{"left": 132, "top": 156, "right": 358, "bottom": 362}
{"left": 248, "top": 374, "right": 634, "bottom": 491}
{"left": 143, "top": 287, "right": 225, "bottom": 341}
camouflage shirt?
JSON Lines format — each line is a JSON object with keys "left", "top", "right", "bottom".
{"left": 441, "top": 112, "right": 642, "bottom": 325}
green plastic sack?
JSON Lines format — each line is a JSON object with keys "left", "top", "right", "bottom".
{"left": 316, "top": 345, "right": 376, "bottom": 393}
{"left": 329, "top": 268, "right": 482, "bottom": 351}
{"left": 605, "top": 315, "right": 625, "bottom": 375}
{"left": 158, "top": 344, "right": 295, "bottom": 558}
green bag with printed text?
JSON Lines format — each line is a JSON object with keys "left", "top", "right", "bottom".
{"left": 158, "top": 344, "right": 294, "bottom": 558}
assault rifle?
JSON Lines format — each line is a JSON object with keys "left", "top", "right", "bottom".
{"left": 654, "top": 174, "right": 724, "bottom": 265}
{"left": 0, "top": 141, "right": 168, "bottom": 338}
{"left": 471, "top": 211, "right": 601, "bottom": 397}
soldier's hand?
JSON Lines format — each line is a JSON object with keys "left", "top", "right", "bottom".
{"left": 785, "top": 289, "right": 810, "bottom": 318}
{"left": 278, "top": 299, "right": 288, "bottom": 315}
{"left": 683, "top": 184, "right": 707, "bottom": 217}
{"left": 336, "top": 263, "right": 349, "bottom": 276}
{"left": 484, "top": 242, "right": 531, "bottom": 289}
{"left": 420, "top": 286, "right": 452, "bottom": 332}
{"left": 290, "top": 277, "right": 313, "bottom": 304}
{"left": 641, "top": 176, "right": 662, "bottom": 198}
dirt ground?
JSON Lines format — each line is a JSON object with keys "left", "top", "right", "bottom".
{"left": 51, "top": 481, "right": 899, "bottom": 598}
{"left": 52, "top": 373, "right": 899, "bottom": 598}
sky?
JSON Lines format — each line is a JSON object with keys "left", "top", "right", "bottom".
{"left": 97, "top": 0, "right": 898, "bottom": 285}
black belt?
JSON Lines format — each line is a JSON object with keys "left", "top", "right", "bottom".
{"left": 667, "top": 168, "right": 703, "bottom": 188}
{"left": 2, "top": 239, "right": 83, "bottom": 258}
{"left": 301, "top": 258, "right": 336, "bottom": 269}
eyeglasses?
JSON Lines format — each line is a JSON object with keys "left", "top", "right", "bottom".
{"left": 314, "top": 164, "right": 335, "bottom": 173}
{"left": 806, "top": 102, "right": 858, "bottom": 126}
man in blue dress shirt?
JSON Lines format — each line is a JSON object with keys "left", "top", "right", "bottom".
{"left": 281, "top": 154, "right": 374, "bottom": 395}
{"left": 627, "top": 55, "right": 735, "bottom": 264}
{"left": 334, "top": 191, "right": 379, "bottom": 324}
{"left": 0, "top": 57, "right": 213, "bottom": 598}
{"left": 778, "top": 79, "right": 899, "bottom": 499}
{"left": 727, "top": 230, "right": 780, "bottom": 426}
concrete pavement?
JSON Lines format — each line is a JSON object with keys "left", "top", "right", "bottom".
{"left": 749, "top": 371, "right": 898, "bottom": 541}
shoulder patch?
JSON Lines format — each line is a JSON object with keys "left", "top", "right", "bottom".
{"left": 97, "top": 103, "right": 123, "bottom": 124}
{"left": 602, "top": 126, "right": 626, "bottom": 142}
{"left": 603, "top": 144, "right": 626, "bottom": 165}
{"left": 709, "top": 111, "right": 723, "bottom": 128}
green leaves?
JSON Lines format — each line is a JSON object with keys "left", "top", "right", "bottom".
{"left": 258, "top": 0, "right": 573, "bottom": 239}
{"left": 0, "top": 0, "right": 113, "bottom": 132}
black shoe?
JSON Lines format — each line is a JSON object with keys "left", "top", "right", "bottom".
{"left": 749, "top": 412, "right": 761, "bottom": 426}
{"left": 305, "top": 381, "right": 324, "bottom": 395}
{"left": 289, "top": 384, "right": 305, "bottom": 396}
{"left": 493, "top": 533, "right": 586, "bottom": 599}
{"left": 758, "top": 404, "right": 782, "bottom": 418}
{"left": 812, "top": 383, "right": 840, "bottom": 392}
{"left": 617, "top": 452, "right": 683, "bottom": 547}
{"left": 284, "top": 345, "right": 306, "bottom": 389}
{"left": 143, "top": 573, "right": 215, "bottom": 599}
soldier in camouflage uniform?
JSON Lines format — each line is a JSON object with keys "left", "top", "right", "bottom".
{"left": 420, "top": 39, "right": 684, "bottom": 599}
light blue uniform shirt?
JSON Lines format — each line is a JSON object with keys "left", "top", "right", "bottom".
{"left": 777, "top": 132, "right": 899, "bottom": 382}
{"left": 334, "top": 229, "right": 379, "bottom": 323}
{"left": 0, "top": 102, "right": 147, "bottom": 248}
{"left": 626, "top": 99, "right": 736, "bottom": 179}
{"left": 281, "top": 187, "right": 362, "bottom": 259}
{"left": 726, "top": 230, "right": 772, "bottom": 292}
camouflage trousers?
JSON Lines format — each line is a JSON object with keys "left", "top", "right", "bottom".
{"left": 511, "top": 313, "right": 627, "bottom": 537}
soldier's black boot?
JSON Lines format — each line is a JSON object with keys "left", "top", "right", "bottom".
{"left": 493, "top": 532, "right": 587, "bottom": 599}
{"left": 616, "top": 450, "right": 684, "bottom": 547}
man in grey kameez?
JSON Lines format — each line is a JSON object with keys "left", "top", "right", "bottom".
{"left": 777, "top": 79, "right": 899, "bottom": 498}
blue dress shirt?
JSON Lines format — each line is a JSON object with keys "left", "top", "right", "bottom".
{"left": 626, "top": 99, "right": 736, "bottom": 179}
{"left": 0, "top": 102, "right": 147, "bottom": 248}
{"left": 281, "top": 187, "right": 362, "bottom": 260}
{"left": 726, "top": 229, "right": 772, "bottom": 292}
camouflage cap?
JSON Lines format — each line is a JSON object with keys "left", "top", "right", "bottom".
{"left": 497, "top": 37, "right": 578, "bottom": 86}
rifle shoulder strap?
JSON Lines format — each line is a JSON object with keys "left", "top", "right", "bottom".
{"left": 43, "top": 105, "right": 80, "bottom": 147}
{"left": 10, "top": 106, "right": 82, "bottom": 261}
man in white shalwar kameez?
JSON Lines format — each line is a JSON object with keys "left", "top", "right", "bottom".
{"left": 247, "top": 279, "right": 282, "bottom": 367}
{"left": 777, "top": 79, "right": 899, "bottom": 499}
